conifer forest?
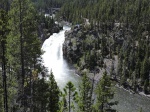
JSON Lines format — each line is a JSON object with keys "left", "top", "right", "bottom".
{"left": 0, "top": 0, "right": 150, "bottom": 112}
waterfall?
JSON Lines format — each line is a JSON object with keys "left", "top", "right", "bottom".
{"left": 41, "top": 25, "right": 150, "bottom": 112}
{"left": 41, "top": 26, "right": 80, "bottom": 89}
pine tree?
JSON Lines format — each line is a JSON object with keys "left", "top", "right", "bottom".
{"left": 0, "top": 9, "right": 8, "bottom": 112}
{"left": 47, "top": 71, "right": 60, "bottom": 112}
{"left": 63, "top": 81, "right": 77, "bottom": 112}
{"left": 0, "top": 74, "right": 4, "bottom": 112}
{"left": 32, "top": 78, "right": 49, "bottom": 112}
{"left": 144, "top": 79, "right": 149, "bottom": 94}
{"left": 78, "top": 73, "right": 93, "bottom": 112}
{"left": 7, "top": 0, "right": 44, "bottom": 110}
{"left": 94, "top": 71, "right": 117, "bottom": 112}
{"left": 140, "top": 56, "right": 149, "bottom": 85}
{"left": 59, "top": 94, "right": 68, "bottom": 112}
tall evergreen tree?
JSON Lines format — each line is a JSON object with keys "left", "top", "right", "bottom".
{"left": 63, "top": 81, "right": 77, "bottom": 112}
{"left": 140, "top": 56, "right": 149, "bottom": 85}
{"left": 47, "top": 71, "right": 60, "bottom": 112}
{"left": 94, "top": 71, "right": 116, "bottom": 112}
{"left": 32, "top": 77, "right": 49, "bottom": 112}
{"left": 7, "top": 0, "right": 44, "bottom": 111}
{"left": 0, "top": 73, "right": 4, "bottom": 112}
{"left": 0, "top": 9, "right": 8, "bottom": 112}
{"left": 78, "top": 73, "right": 93, "bottom": 112}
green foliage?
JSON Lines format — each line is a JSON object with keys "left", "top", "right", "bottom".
{"left": 0, "top": 73, "right": 4, "bottom": 112}
{"left": 140, "top": 57, "right": 149, "bottom": 84}
{"left": 144, "top": 79, "right": 149, "bottom": 94}
{"left": 58, "top": 94, "right": 68, "bottom": 112}
{"left": 58, "top": 0, "right": 149, "bottom": 25}
{"left": 62, "top": 0, "right": 150, "bottom": 93}
{"left": 5, "top": 0, "right": 48, "bottom": 111}
{"left": 78, "top": 73, "right": 93, "bottom": 112}
{"left": 94, "top": 71, "right": 116, "bottom": 112}
{"left": 33, "top": 78, "right": 49, "bottom": 112}
{"left": 47, "top": 71, "right": 60, "bottom": 112}
{"left": 32, "top": 0, "right": 66, "bottom": 11}
{"left": 1, "top": 0, "right": 150, "bottom": 111}
{"left": 0, "top": 8, "right": 9, "bottom": 112}
{"left": 63, "top": 81, "right": 77, "bottom": 112}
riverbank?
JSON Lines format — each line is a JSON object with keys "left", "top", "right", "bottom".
{"left": 115, "top": 84, "right": 150, "bottom": 99}
{"left": 62, "top": 23, "right": 150, "bottom": 99}
{"left": 41, "top": 23, "right": 150, "bottom": 112}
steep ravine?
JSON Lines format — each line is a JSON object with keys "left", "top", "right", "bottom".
{"left": 62, "top": 25, "right": 150, "bottom": 112}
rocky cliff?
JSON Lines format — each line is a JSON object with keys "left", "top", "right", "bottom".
{"left": 62, "top": 23, "right": 150, "bottom": 95}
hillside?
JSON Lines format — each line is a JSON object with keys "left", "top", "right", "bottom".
{"left": 61, "top": 0, "right": 150, "bottom": 94}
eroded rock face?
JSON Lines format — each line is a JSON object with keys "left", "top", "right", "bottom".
{"left": 63, "top": 22, "right": 150, "bottom": 95}
{"left": 63, "top": 37, "right": 82, "bottom": 63}
{"left": 63, "top": 25, "right": 84, "bottom": 64}
{"left": 62, "top": 23, "right": 132, "bottom": 73}
{"left": 63, "top": 25, "right": 98, "bottom": 66}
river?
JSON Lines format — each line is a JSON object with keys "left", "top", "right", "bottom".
{"left": 41, "top": 26, "right": 150, "bottom": 112}
{"left": 41, "top": 26, "right": 80, "bottom": 89}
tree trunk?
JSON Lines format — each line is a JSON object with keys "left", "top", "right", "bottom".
{"left": 2, "top": 42, "right": 8, "bottom": 112}
{"left": 30, "top": 69, "right": 33, "bottom": 112}
{"left": 69, "top": 89, "right": 70, "bottom": 112}
{"left": 1, "top": 19, "right": 8, "bottom": 112}
{"left": 19, "top": 0, "right": 25, "bottom": 111}
{"left": 90, "top": 73, "right": 95, "bottom": 111}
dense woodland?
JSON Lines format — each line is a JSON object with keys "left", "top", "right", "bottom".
{"left": 61, "top": 0, "right": 150, "bottom": 95}
{"left": 0, "top": 0, "right": 116, "bottom": 112}
{"left": 0, "top": 0, "right": 150, "bottom": 112}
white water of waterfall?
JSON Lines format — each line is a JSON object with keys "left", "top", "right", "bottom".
{"left": 41, "top": 26, "right": 80, "bottom": 89}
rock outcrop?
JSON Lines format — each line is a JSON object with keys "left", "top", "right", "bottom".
{"left": 62, "top": 23, "right": 137, "bottom": 82}
{"left": 38, "top": 23, "right": 63, "bottom": 44}
{"left": 63, "top": 24, "right": 102, "bottom": 77}
{"left": 63, "top": 27, "right": 82, "bottom": 64}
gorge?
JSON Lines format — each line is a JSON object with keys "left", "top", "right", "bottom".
{"left": 41, "top": 26, "right": 150, "bottom": 112}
